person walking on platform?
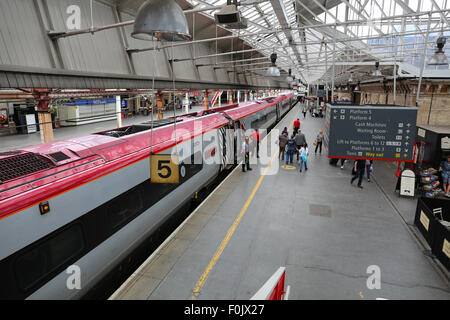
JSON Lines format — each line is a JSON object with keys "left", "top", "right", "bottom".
{"left": 286, "top": 134, "right": 296, "bottom": 165}
{"left": 442, "top": 155, "right": 450, "bottom": 197}
{"left": 351, "top": 159, "right": 366, "bottom": 188}
{"left": 251, "top": 129, "right": 260, "bottom": 159}
{"left": 340, "top": 159, "right": 346, "bottom": 169}
{"left": 278, "top": 132, "right": 288, "bottom": 161}
{"left": 282, "top": 127, "right": 289, "bottom": 136}
{"left": 299, "top": 143, "right": 309, "bottom": 172}
{"left": 366, "top": 160, "right": 373, "bottom": 182}
{"left": 302, "top": 105, "right": 307, "bottom": 119}
{"left": 315, "top": 130, "right": 324, "bottom": 154}
{"left": 293, "top": 119, "right": 301, "bottom": 135}
{"left": 295, "top": 129, "right": 306, "bottom": 161}
{"left": 242, "top": 136, "right": 252, "bottom": 172}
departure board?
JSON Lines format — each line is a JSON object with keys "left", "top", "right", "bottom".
{"left": 325, "top": 105, "right": 418, "bottom": 161}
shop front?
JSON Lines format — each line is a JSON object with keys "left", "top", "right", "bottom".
{"left": 57, "top": 98, "right": 116, "bottom": 126}
{"left": 414, "top": 125, "right": 450, "bottom": 199}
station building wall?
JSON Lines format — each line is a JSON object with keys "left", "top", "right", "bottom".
{"left": 360, "top": 80, "right": 450, "bottom": 127}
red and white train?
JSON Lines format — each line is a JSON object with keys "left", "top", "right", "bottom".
{"left": 0, "top": 93, "right": 295, "bottom": 299}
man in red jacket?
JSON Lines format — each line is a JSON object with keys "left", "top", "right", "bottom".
{"left": 293, "top": 119, "right": 301, "bottom": 135}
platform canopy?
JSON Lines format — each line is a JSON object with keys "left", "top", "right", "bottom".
{"left": 0, "top": 0, "right": 448, "bottom": 90}
{"left": 107, "top": 0, "right": 450, "bottom": 84}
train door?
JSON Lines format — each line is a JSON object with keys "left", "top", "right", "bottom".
{"left": 234, "top": 120, "right": 245, "bottom": 165}
{"left": 217, "top": 124, "right": 231, "bottom": 171}
{"left": 221, "top": 122, "right": 235, "bottom": 170}
{"left": 276, "top": 103, "right": 281, "bottom": 121}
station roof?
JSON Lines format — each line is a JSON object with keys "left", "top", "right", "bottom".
{"left": 102, "top": 0, "right": 450, "bottom": 85}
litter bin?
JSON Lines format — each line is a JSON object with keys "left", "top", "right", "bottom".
{"left": 400, "top": 169, "right": 416, "bottom": 197}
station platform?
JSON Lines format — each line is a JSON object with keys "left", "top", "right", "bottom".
{"left": 0, "top": 105, "right": 206, "bottom": 152}
{"left": 110, "top": 106, "right": 450, "bottom": 300}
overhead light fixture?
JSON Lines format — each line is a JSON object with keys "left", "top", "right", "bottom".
{"left": 355, "top": 82, "right": 361, "bottom": 92}
{"left": 349, "top": 72, "right": 354, "bottom": 83}
{"left": 214, "top": 1, "right": 248, "bottom": 29}
{"left": 131, "top": 0, "right": 191, "bottom": 41}
{"left": 286, "top": 69, "right": 293, "bottom": 83}
{"left": 372, "top": 61, "right": 383, "bottom": 77}
{"left": 428, "top": 36, "right": 449, "bottom": 66}
{"left": 266, "top": 53, "right": 280, "bottom": 77}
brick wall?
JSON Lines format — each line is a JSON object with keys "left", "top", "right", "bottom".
{"left": 359, "top": 80, "right": 450, "bottom": 126}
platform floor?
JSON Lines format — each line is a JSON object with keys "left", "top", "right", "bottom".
{"left": 111, "top": 106, "right": 450, "bottom": 300}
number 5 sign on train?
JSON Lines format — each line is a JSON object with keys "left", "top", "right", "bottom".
{"left": 150, "top": 155, "right": 180, "bottom": 184}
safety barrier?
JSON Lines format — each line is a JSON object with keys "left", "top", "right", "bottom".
{"left": 250, "top": 267, "right": 290, "bottom": 300}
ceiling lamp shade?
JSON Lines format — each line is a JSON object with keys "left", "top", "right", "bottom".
{"left": 428, "top": 36, "right": 449, "bottom": 66}
{"left": 266, "top": 53, "right": 280, "bottom": 77}
{"left": 286, "top": 69, "right": 293, "bottom": 82}
{"left": 131, "top": 0, "right": 191, "bottom": 42}
{"left": 372, "top": 61, "right": 383, "bottom": 77}
{"left": 349, "top": 73, "right": 354, "bottom": 83}
{"left": 267, "top": 66, "right": 280, "bottom": 77}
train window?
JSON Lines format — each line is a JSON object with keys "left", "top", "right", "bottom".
{"left": 14, "top": 224, "right": 85, "bottom": 292}
{"left": 108, "top": 191, "right": 143, "bottom": 230}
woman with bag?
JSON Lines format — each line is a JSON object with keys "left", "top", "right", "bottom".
{"left": 315, "top": 130, "right": 324, "bottom": 154}
{"left": 278, "top": 132, "right": 288, "bottom": 161}
{"left": 299, "top": 143, "right": 309, "bottom": 172}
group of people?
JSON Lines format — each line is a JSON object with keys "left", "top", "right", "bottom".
{"left": 276, "top": 118, "right": 325, "bottom": 173}
{"left": 242, "top": 109, "right": 379, "bottom": 191}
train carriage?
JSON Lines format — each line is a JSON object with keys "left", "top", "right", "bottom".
{"left": 0, "top": 94, "right": 294, "bottom": 300}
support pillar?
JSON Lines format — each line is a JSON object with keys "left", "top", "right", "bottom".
{"left": 115, "top": 95, "right": 122, "bottom": 128}
{"left": 245, "top": 90, "right": 248, "bottom": 102}
{"left": 237, "top": 90, "right": 240, "bottom": 104}
{"left": 34, "top": 89, "right": 54, "bottom": 144}
{"left": 204, "top": 89, "right": 209, "bottom": 110}
{"left": 185, "top": 92, "right": 189, "bottom": 114}
{"left": 156, "top": 90, "right": 164, "bottom": 120}
{"left": 218, "top": 91, "right": 222, "bottom": 107}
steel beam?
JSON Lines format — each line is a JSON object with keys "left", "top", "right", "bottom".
{"left": 0, "top": 65, "right": 288, "bottom": 90}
